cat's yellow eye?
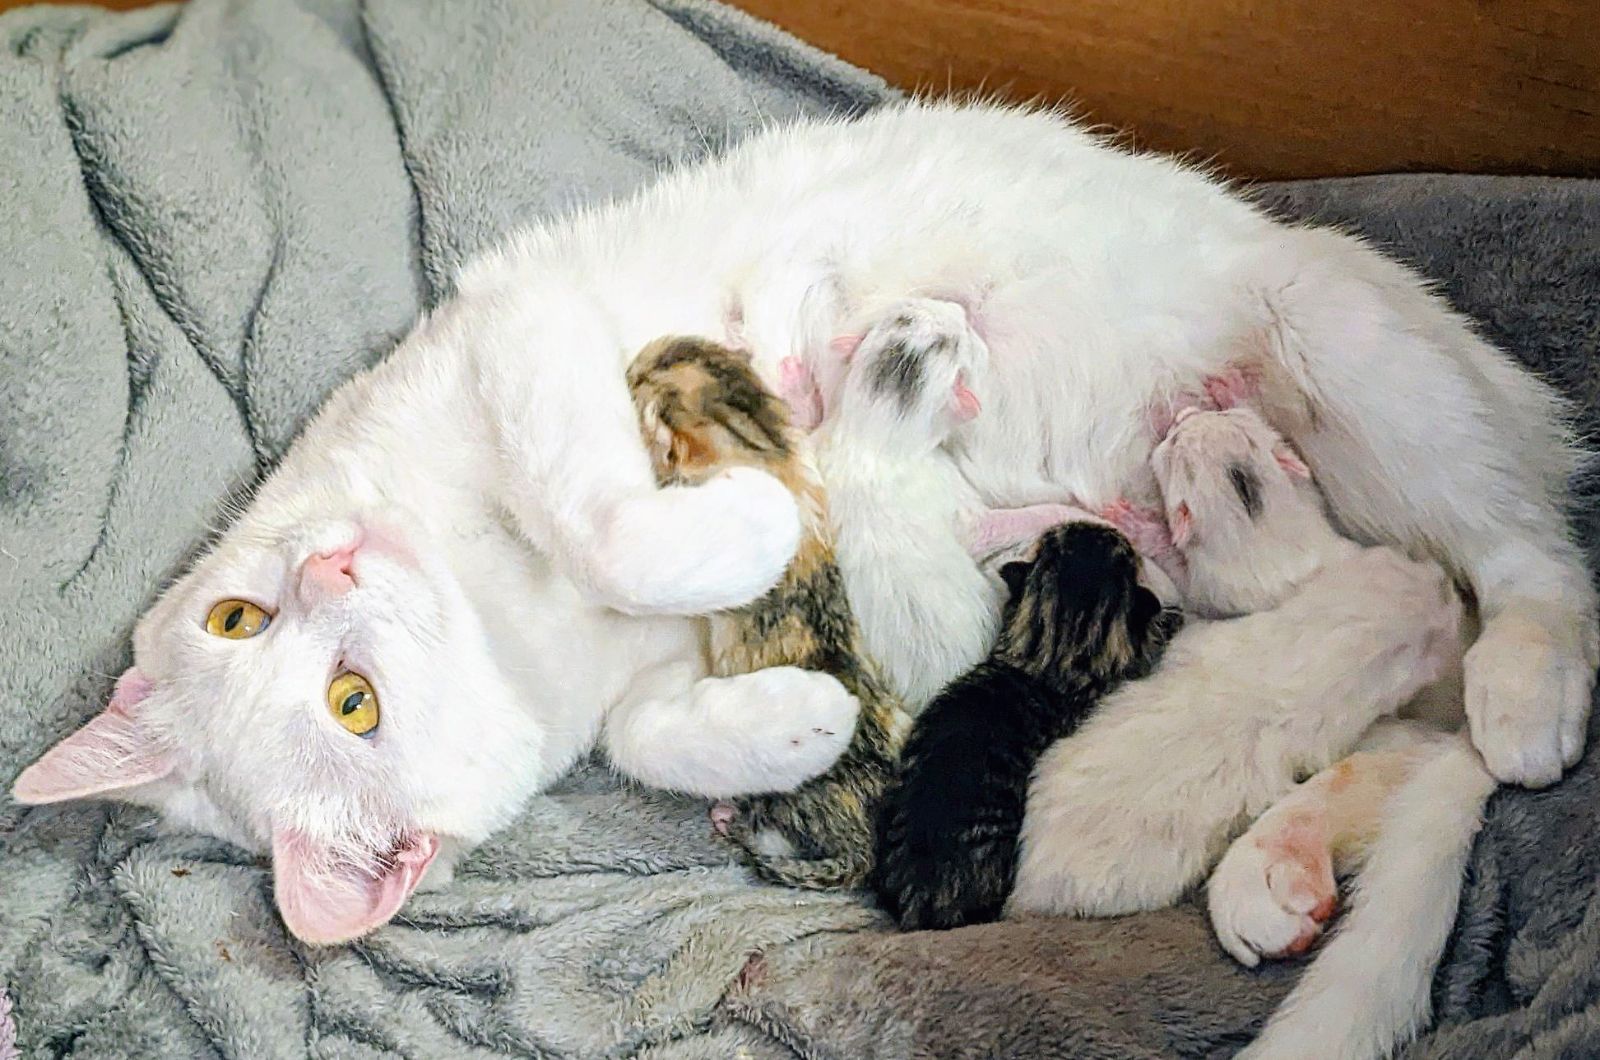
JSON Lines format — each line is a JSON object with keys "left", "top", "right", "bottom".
{"left": 205, "top": 599, "right": 272, "bottom": 639}
{"left": 327, "top": 671, "right": 380, "bottom": 738}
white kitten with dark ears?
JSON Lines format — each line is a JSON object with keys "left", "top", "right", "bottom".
{"left": 11, "top": 102, "right": 1595, "bottom": 1058}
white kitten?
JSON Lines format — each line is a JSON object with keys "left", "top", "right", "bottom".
{"left": 814, "top": 298, "right": 1001, "bottom": 710}
{"left": 12, "top": 104, "right": 1592, "bottom": 1055}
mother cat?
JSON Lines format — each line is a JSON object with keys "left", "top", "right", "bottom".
{"left": 15, "top": 102, "right": 1596, "bottom": 1055}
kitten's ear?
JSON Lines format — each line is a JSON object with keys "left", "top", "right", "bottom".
{"left": 1274, "top": 443, "right": 1312, "bottom": 480}
{"left": 828, "top": 334, "right": 864, "bottom": 361}
{"left": 999, "top": 560, "right": 1030, "bottom": 598}
{"left": 948, "top": 375, "right": 981, "bottom": 424}
{"left": 12, "top": 669, "right": 177, "bottom": 804}
{"left": 1169, "top": 502, "right": 1194, "bottom": 549}
{"left": 272, "top": 828, "right": 440, "bottom": 945}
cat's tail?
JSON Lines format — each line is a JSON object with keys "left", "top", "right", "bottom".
{"left": 1240, "top": 735, "right": 1496, "bottom": 1060}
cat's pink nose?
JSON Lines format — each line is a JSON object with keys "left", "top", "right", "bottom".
{"left": 300, "top": 546, "right": 358, "bottom": 597}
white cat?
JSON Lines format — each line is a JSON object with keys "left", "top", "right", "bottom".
{"left": 12, "top": 102, "right": 1594, "bottom": 1057}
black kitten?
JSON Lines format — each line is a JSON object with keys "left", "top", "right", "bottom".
{"left": 872, "top": 521, "right": 1182, "bottom": 930}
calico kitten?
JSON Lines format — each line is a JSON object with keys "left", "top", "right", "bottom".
{"left": 627, "top": 335, "right": 909, "bottom": 889}
{"left": 872, "top": 521, "right": 1181, "bottom": 930}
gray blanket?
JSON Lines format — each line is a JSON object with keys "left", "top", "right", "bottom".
{"left": 0, "top": 1, "right": 1596, "bottom": 1057}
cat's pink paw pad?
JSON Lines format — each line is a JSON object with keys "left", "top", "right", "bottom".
{"left": 1208, "top": 813, "right": 1337, "bottom": 967}
{"left": 709, "top": 801, "right": 738, "bottom": 837}
{"left": 776, "top": 356, "right": 824, "bottom": 431}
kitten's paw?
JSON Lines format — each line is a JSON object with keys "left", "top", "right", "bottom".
{"left": 1466, "top": 607, "right": 1597, "bottom": 788}
{"left": 709, "top": 801, "right": 738, "bottom": 837}
{"left": 1201, "top": 363, "right": 1263, "bottom": 411}
{"left": 1208, "top": 815, "right": 1336, "bottom": 967}
{"left": 593, "top": 467, "right": 800, "bottom": 615}
{"left": 853, "top": 298, "right": 988, "bottom": 416}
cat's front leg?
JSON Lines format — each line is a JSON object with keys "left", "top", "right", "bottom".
{"left": 468, "top": 283, "right": 801, "bottom": 616}
{"left": 602, "top": 663, "right": 859, "bottom": 798}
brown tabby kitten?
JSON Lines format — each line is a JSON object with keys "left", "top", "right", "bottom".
{"left": 627, "top": 335, "right": 910, "bottom": 889}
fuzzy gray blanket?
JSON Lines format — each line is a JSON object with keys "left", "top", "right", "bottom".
{"left": 1, "top": 0, "right": 1596, "bottom": 1056}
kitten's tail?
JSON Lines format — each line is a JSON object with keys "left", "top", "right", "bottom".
{"left": 745, "top": 852, "right": 871, "bottom": 891}
{"left": 1240, "top": 734, "right": 1496, "bottom": 1060}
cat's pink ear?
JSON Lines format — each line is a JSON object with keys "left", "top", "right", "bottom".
{"left": 11, "top": 669, "right": 176, "bottom": 804}
{"left": 950, "top": 377, "right": 982, "bottom": 423}
{"left": 828, "top": 334, "right": 864, "bottom": 360}
{"left": 1274, "top": 444, "right": 1312, "bottom": 480}
{"left": 1169, "top": 502, "right": 1194, "bottom": 549}
{"left": 272, "top": 828, "right": 439, "bottom": 945}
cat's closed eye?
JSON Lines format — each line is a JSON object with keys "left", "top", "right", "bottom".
{"left": 204, "top": 599, "right": 272, "bottom": 639}
{"left": 327, "top": 670, "right": 380, "bottom": 738}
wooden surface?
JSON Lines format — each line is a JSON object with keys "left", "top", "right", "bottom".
{"left": 5, "top": 0, "right": 1596, "bottom": 178}
{"left": 730, "top": 0, "right": 1600, "bottom": 179}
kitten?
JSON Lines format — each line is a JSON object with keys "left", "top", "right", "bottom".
{"left": 811, "top": 298, "right": 1002, "bottom": 712}
{"left": 627, "top": 335, "right": 910, "bottom": 889}
{"left": 873, "top": 521, "right": 1181, "bottom": 930}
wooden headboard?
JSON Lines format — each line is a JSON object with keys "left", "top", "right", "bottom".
{"left": 729, "top": 0, "right": 1600, "bottom": 180}
{"left": 5, "top": 0, "right": 1595, "bottom": 179}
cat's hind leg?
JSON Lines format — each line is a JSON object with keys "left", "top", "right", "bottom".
{"left": 1207, "top": 722, "right": 1454, "bottom": 966}
{"left": 1249, "top": 228, "right": 1597, "bottom": 786}
{"left": 1229, "top": 730, "right": 1495, "bottom": 1060}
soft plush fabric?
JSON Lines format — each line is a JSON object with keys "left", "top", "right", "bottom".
{"left": 1, "top": 1, "right": 1597, "bottom": 1057}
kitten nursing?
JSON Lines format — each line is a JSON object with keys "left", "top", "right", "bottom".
{"left": 1013, "top": 406, "right": 1466, "bottom": 917}
{"left": 874, "top": 522, "right": 1180, "bottom": 929}
{"left": 877, "top": 399, "right": 1467, "bottom": 932}
{"left": 627, "top": 335, "right": 909, "bottom": 888}
{"left": 10, "top": 101, "right": 1593, "bottom": 1060}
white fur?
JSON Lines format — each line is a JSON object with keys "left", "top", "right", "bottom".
{"left": 1234, "top": 734, "right": 1496, "bottom": 1059}
{"left": 12, "top": 102, "right": 1592, "bottom": 1033}
{"left": 1010, "top": 545, "right": 1462, "bottom": 916}
{"left": 1019, "top": 407, "right": 1490, "bottom": 1060}
{"left": 816, "top": 298, "right": 1001, "bottom": 709}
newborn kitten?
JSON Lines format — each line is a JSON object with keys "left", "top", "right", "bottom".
{"left": 872, "top": 521, "right": 1181, "bottom": 930}
{"left": 1011, "top": 406, "right": 1464, "bottom": 918}
{"left": 627, "top": 335, "right": 910, "bottom": 889}
{"left": 812, "top": 299, "right": 1001, "bottom": 711}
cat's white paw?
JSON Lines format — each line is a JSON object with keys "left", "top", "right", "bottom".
{"left": 735, "top": 667, "right": 858, "bottom": 792}
{"left": 1466, "top": 607, "right": 1597, "bottom": 788}
{"left": 1208, "top": 817, "right": 1337, "bottom": 967}
{"left": 592, "top": 466, "right": 800, "bottom": 616}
